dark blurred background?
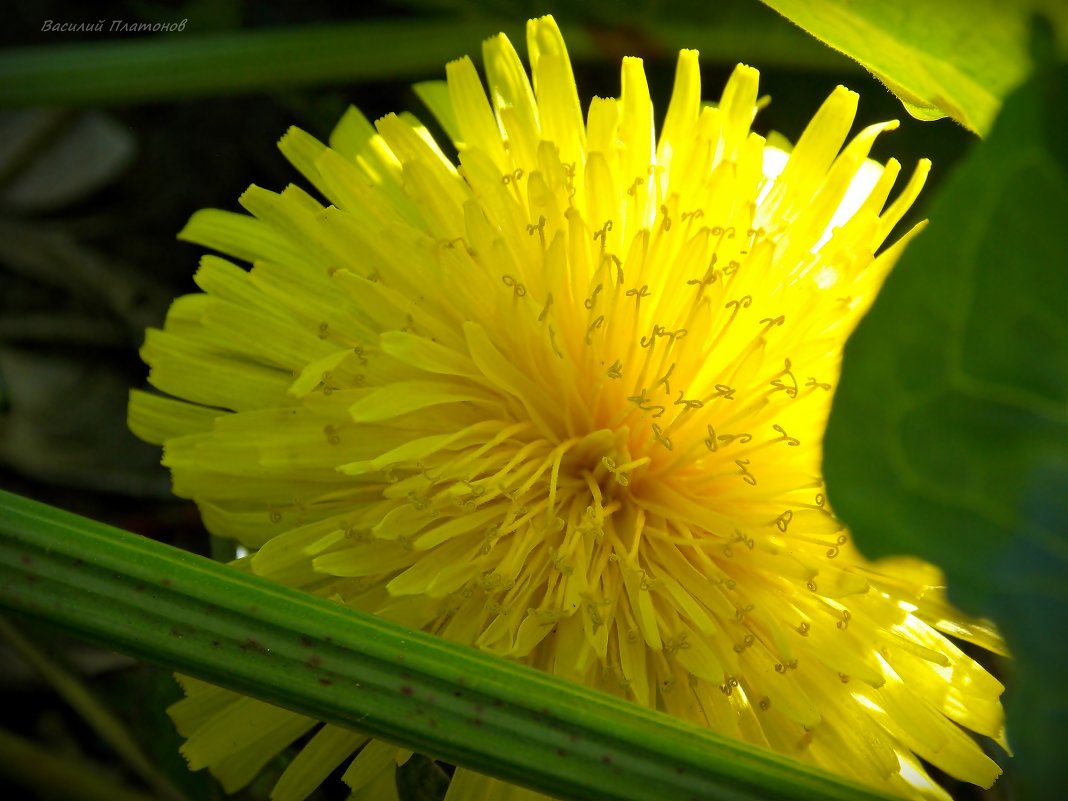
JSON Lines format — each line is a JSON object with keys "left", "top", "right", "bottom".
{"left": 0, "top": 1, "right": 983, "bottom": 800}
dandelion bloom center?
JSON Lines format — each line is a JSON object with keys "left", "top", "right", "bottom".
{"left": 131, "top": 16, "right": 1006, "bottom": 801}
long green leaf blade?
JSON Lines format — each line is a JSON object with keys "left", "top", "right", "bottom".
{"left": 0, "top": 18, "right": 851, "bottom": 108}
{"left": 0, "top": 21, "right": 529, "bottom": 107}
{"left": 0, "top": 489, "right": 894, "bottom": 801}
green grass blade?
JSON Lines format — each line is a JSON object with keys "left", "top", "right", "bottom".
{"left": 0, "top": 20, "right": 531, "bottom": 107}
{"left": 0, "top": 489, "right": 895, "bottom": 801}
{"left": 0, "top": 18, "right": 851, "bottom": 109}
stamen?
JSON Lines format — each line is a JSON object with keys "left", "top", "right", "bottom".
{"left": 593, "top": 220, "right": 613, "bottom": 258}
{"left": 733, "top": 634, "right": 755, "bottom": 653}
{"left": 501, "top": 168, "right": 524, "bottom": 185}
{"left": 651, "top": 423, "right": 674, "bottom": 451}
{"left": 585, "top": 315, "right": 605, "bottom": 344}
{"left": 538, "top": 293, "right": 554, "bottom": 322}
{"left": 724, "top": 295, "right": 753, "bottom": 325}
{"left": 626, "top": 284, "right": 651, "bottom": 310}
{"left": 652, "top": 363, "right": 676, "bottom": 395}
{"left": 718, "top": 430, "right": 752, "bottom": 446}
{"left": 760, "top": 315, "right": 786, "bottom": 333}
{"left": 806, "top": 377, "right": 832, "bottom": 391}
{"left": 771, "top": 424, "right": 800, "bottom": 446}
{"left": 548, "top": 325, "right": 564, "bottom": 358}
{"left": 526, "top": 215, "right": 547, "bottom": 248}
{"left": 501, "top": 274, "right": 528, "bottom": 299}
{"left": 735, "top": 458, "right": 756, "bottom": 485}
{"left": 659, "top": 204, "right": 672, "bottom": 232}
{"left": 562, "top": 162, "right": 577, "bottom": 203}
{"left": 769, "top": 358, "right": 798, "bottom": 398}
{"left": 673, "top": 391, "right": 703, "bottom": 412}
{"left": 640, "top": 324, "right": 688, "bottom": 349}
{"left": 584, "top": 283, "right": 603, "bottom": 310}
{"left": 603, "top": 252, "right": 624, "bottom": 285}
{"left": 626, "top": 389, "right": 666, "bottom": 418}
{"left": 687, "top": 254, "right": 718, "bottom": 289}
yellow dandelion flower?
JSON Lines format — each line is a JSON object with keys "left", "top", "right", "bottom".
{"left": 130, "top": 15, "right": 1007, "bottom": 801}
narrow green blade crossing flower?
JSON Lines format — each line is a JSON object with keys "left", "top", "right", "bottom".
{"left": 0, "top": 488, "right": 903, "bottom": 801}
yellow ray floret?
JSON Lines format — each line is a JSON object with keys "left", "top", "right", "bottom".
{"left": 131, "top": 14, "right": 1006, "bottom": 801}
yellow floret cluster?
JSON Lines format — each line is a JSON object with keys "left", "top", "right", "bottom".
{"left": 131, "top": 16, "right": 1006, "bottom": 801}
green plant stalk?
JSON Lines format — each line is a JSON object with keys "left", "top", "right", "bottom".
{"left": 0, "top": 489, "right": 897, "bottom": 801}
{"left": 0, "top": 617, "right": 190, "bottom": 801}
{"left": 0, "top": 19, "right": 850, "bottom": 108}
{"left": 0, "top": 726, "right": 161, "bottom": 801}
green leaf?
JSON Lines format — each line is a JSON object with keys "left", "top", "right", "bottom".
{"left": 758, "top": 0, "right": 1068, "bottom": 134}
{"left": 824, "top": 62, "right": 1068, "bottom": 801}
{"left": 0, "top": 488, "right": 898, "bottom": 801}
